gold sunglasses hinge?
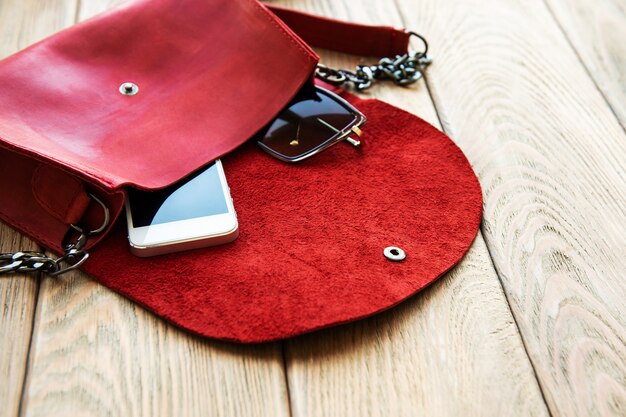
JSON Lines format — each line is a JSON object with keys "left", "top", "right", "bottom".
{"left": 346, "top": 125, "right": 362, "bottom": 147}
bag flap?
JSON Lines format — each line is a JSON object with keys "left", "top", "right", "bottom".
{"left": 0, "top": 0, "right": 318, "bottom": 190}
{"left": 85, "top": 93, "right": 483, "bottom": 342}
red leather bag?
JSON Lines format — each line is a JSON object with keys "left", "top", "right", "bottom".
{"left": 0, "top": 0, "right": 482, "bottom": 342}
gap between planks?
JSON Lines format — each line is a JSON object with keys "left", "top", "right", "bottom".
{"left": 13, "top": 1, "right": 291, "bottom": 417}
{"left": 0, "top": 0, "right": 80, "bottom": 415}
{"left": 391, "top": 0, "right": 555, "bottom": 412}
{"left": 541, "top": 0, "right": 626, "bottom": 131}
{"left": 270, "top": 2, "right": 551, "bottom": 417}
{"left": 392, "top": 0, "right": 626, "bottom": 416}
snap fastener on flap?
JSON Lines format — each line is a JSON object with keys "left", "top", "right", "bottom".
{"left": 384, "top": 246, "right": 406, "bottom": 261}
{"left": 119, "top": 82, "right": 139, "bottom": 96}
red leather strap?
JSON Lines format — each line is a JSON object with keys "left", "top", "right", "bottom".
{"left": 266, "top": 4, "right": 411, "bottom": 57}
{"left": 31, "top": 164, "right": 91, "bottom": 226}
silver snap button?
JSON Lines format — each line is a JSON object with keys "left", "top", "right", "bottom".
{"left": 119, "top": 82, "right": 139, "bottom": 96}
{"left": 384, "top": 246, "right": 406, "bottom": 262}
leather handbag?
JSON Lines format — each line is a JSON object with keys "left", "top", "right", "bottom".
{"left": 0, "top": 0, "right": 482, "bottom": 342}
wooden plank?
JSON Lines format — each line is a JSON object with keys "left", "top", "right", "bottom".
{"left": 544, "top": 0, "right": 626, "bottom": 128}
{"left": 269, "top": 1, "right": 551, "bottom": 415}
{"left": 76, "top": 0, "right": 125, "bottom": 17}
{"left": 0, "top": 0, "right": 77, "bottom": 58}
{"left": 21, "top": 270, "right": 290, "bottom": 417}
{"left": 0, "top": 226, "right": 38, "bottom": 417}
{"left": 17, "top": 1, "right": 291, "bottom": 416}
{"left": 0, "top": 1, "right": 79, "bottom": 415}
{"left": 286, "top": 236, "right": 550, "bottom": 417}
{"left": 391, "top": 0, "right": 626, "bottom": 415}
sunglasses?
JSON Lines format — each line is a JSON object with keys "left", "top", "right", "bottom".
{"left": 256, "top": 84, "right": 366, "bottom": 162}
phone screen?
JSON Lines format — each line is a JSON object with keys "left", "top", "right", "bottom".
{"left": 127, "top": 162, "right": 229, "bottom": 227}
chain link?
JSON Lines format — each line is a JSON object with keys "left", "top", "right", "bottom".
{"left": 315, "top": 32, "right": 432, "bottom": 91}
{"left": 0, "top": 193, "right": 109, "bottom": 277}
{"left": 0, "top": 249, "right": 89, "bottom": 276}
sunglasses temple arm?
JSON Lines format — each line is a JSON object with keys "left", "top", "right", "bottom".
{"left": 276, "top": 109, "right": 364, "bottom": 145}
{"left": 316, "top": 118, "right": 361, "bottom": 147}
{"left": 345, "top": 136, "right": 361, "bottom": 147}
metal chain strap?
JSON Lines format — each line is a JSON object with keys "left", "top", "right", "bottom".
{"left": 315, "top": 32, "right": 432, "bottom": 91}
{"left": 0, "top": 193, "right": 110, "bottom": 277}
{"left": 0, "top": 249, "right": 89, "bottom": 276}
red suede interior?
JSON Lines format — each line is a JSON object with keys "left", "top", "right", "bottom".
{"left": 85, "top": 95, "right": 483, "bottom": 343}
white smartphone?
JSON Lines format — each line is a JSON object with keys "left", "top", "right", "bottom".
{"left": 125, "top": 159, "right": 238, "bottom": 257}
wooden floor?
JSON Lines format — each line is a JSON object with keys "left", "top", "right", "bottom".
{"left": 1, "top": 0, "right": 625, "bottom": 416}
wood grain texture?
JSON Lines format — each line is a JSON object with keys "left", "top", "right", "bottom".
{"left": 0, "top": 0, "right": 77, "bottom": 59}
{"left": 20, "top": 270, "right": 290, "bottom": 417}
{"left": 0, "top": 226, "right": 38, "bottom": 417}
{"left": 269, "top": 1, "right": 550, "bottom": 416}
{"left": 544, "top": 0, "right": 626, "bottom": 129}
{"left": 0, "top": 1, "right": 78, "bottom": 416}
{"left": 286, "top": 235, "right": 550, "bottom": 417}
{"left": 16, "top": 1, "right": 290, "bottom": 416}
{"left": 75, "top": 0, "right": 125, "bottom": 17}
{"left": 3, "top": 0, "right": 624, "bottom": 416}
{"left": 391, "top": 0, "right": 626, "bottom": 415}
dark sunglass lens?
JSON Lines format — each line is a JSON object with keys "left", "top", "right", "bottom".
{"left": 258, "top": 86, "right": 357, "bottom": 159}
